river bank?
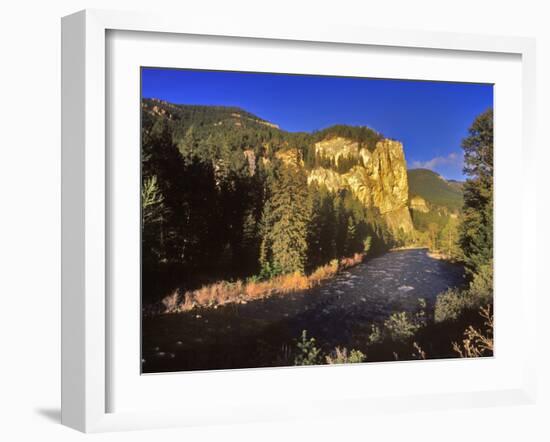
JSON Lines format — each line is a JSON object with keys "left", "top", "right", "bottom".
{"left": 145, "top": 252, "right": 367, "bottom": 316}
{"left": 389, "top": 246, "right": 428, "bottom": 252}
{"left": 142, "top": 249, "right": 467, "bottom": 372}
{"left": 426, "top": 250, "right": 460, "bottom": 262}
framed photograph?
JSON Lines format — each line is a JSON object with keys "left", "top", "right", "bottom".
{"left": 62, "top": 9, "right": 537, "bottom": 432}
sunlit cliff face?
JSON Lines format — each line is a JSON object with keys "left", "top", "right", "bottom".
{"left": 307, "top": 137, "right": 413, "bottom": 234}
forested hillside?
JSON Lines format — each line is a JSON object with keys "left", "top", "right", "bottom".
{"left": 408, "top": 168, "right": 463, "bottom": 210}
{"left": 141, "top": 99, "right": 394, "bottom": 304}
{"left": 406, "top": 168, "right": 464, "bottom": 257}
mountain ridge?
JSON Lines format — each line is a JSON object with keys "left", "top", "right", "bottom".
{"left": 407, "top": 168, "right": 463, "bottom": 211}
{"left": 142, "top": 99, "right": 463, "bottom": 236}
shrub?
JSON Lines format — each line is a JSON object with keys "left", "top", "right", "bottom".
{"left": 434, "top": 288, "right": 472, "bottom": 323}
{"left": 452, "top": 305, "right": 494, "bottom": 357}
{"left": 294, "top": 330, "right": 321, "bottom": 366}
{"left": 363, "top": 236, "right": 372, "bottom": 254}
{"left": 325, "top": 347, "right": 366, "bottom": 364}
{"left": 258, "top": 261, "right": 283, "bottom": 280}
{"left": 161, "top": 290, "right": 181, "bottom": 312}
{"left": 245, "top": 274, "right": 261, "bottom": 284}
{"left": 339, "top": 254, "right": 364, "bottom": 270}
{"left": 368, "top": 324, "right": 383, "bottom": 345}
{"left": 412, "top": 342, "right": 427, "bottom": 360}
{"left": 192, "top": 280, "right": 243, "bottom": 307}
{"left": 384, "top": 312, "right": 419, "bottom": 342}
{"left": 435, "top": 266, "right": 493, "bottom": 324}
{"left": 469, "top": 262, "right": 493, "bottom": 303}
{"left": 368, "top": 302, "right": 426, "bottom": 345}
{"left": 415, "top": 298, "right": 428, "bottom": 326}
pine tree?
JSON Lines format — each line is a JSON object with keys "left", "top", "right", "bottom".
{"left": 345, "top": 216, "right": 357, "bottom": 255}
{"left": 334, "top": 193, "right": 348, "bottom": 257}
{"left": 459, "top": 108, "right": 493, "bottom": 274}
{"left": 259, "top": 161, "right": 311, "bottom": 275}
{"left": 142, "top": 175, "right": 164, "bottom": 226}
{"left": 306, "top": 184, "right": 324, "bottom": 269}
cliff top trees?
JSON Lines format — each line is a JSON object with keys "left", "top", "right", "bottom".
{"left": 313, "top": 124, "right": 383, "bottom": 152}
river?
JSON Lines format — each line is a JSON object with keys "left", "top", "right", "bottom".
{"left": 142, "top": 249, "right": 466, "bottom": 373}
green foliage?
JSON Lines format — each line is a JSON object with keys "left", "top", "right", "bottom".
{"left": 312, "top": 124, "right": 383, "bottom": 152}
{"left": 325, "top": 347, "right": 366, "bottom": 364}
{"left": 434, "top": 264, "right": 492, "bottom": 323}
{"left": 439, "top": 216, "right": 462, "bottom": 259}
{"left": 294, "top": 330, "right": 321, "bottom": 366}
{"left": 407, "top": 168, "right": 464, "bottom": 211}
{"left": 468, "top": 261, "right": 493, "bottom": 300}
{"left": 141, "top": 174, "right": 167, "bottom": 266}
{"left": 258, "top": 261, "right": 283, "bottom": 280}
{"left": 384, "top": 312, "right": 420, "bottom": 342}
{"left": 142, "top": 175, "right": 165, "bottom": 225}
{"left": 141, "top": 98, "right": 397, "bottom": 302}
{"left": 415, "top": 298, "right": 428, "bottom": 327}
{"left": 459, "top": 108, "right": 493, "bottom": 274}
{"left": 368, "top": 299, "right": 427, "bottom": 345}
{"left": 410, "top": 210, "right": 446, "bottom": 231}
{"left": 368, "top": 324, "right": 383, "bottom": 345}
{"left": 434, "top": 288, "right": 473, "bottom": 323}
{"left": 260, "top": 163, "right": 311, "bottom": 275}
{"left": 305, "top": 185, "right": 380, "bottom": 271}
{"left": 363, "top": 236, "right": 372, "bottom": 254}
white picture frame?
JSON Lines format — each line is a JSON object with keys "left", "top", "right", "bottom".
{"left": 61, "top": 9, "right": 538, "bottom": 433}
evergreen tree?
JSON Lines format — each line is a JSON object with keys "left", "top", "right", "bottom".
{"left": 334, "top": 193, "right": 348, "bottom": 257}
{"left": 316, "top": 188, "right": 338, "bottom": 263}
{"left": 439, "top": 216, "right": 461, "bottom": 260}
{"left": 345, "top": 216, "right": 357, "bottom": 255}
{"left": 459, "top": 108, "right": 493, "bottom": 274}
{"left": 260, "top": 161, "right": 311, "bottom": 275}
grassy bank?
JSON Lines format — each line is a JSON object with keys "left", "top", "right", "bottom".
{"left": 154, "top": 253, "right": 365, "bottom": 315}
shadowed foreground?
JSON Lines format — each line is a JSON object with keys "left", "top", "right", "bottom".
{"left": 142, "top": 249, "right": 467, "bottom": 373}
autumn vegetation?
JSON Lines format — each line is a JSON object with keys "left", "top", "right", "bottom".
{"left": 157, "top": 253, "right": 364, "bottom": 314}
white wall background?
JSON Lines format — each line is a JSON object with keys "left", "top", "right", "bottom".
{"left": 0, "top": 0, "right": 548, "bottom": 440}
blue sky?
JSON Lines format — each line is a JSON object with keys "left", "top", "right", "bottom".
{"left": 142, "top": 68, "right": 493, "bottom": 180}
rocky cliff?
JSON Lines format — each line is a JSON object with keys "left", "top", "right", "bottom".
{"left": 409, "top": 195, "right": 430, "bottom": 213}
{"left": 142, "top": 99, "right": 416, "bottom": 236}
{"left": 308, "top": 137, "right": 414, "bottom": 234}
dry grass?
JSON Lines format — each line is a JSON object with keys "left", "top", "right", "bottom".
{"left": 412, "top": 342, "right": 427, "bottom": 360}
{"left": 325, "top": 346, "right": 366, "bottom": 364}
{"left": 160, "top": 253, "right": 366, "bottom": 313}
{"left": 339, "top": 253, "right": 364, "bottom": 269}
{"left": 309, "top": 259, "right": 339, "bottom": 285}
{"left": 452, "top": 305, "right": 494, "bottom": 358}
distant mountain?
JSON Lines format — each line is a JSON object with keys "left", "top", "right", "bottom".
{"left": 407, "top": 168, "right": 463, "bottom": 211}
{"left": 447, "top": 179, "right": 465, "bottom": 193}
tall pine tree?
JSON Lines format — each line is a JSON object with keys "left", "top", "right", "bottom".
{"left": 260, "top": 158, "right": 311, "bottom": 275}
{"left": 459, "top": 108, "right": 493, "bottom": 274}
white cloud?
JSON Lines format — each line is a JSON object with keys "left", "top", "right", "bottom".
{"left": 411, "top": 152, "right": 463, "bottom": 172}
